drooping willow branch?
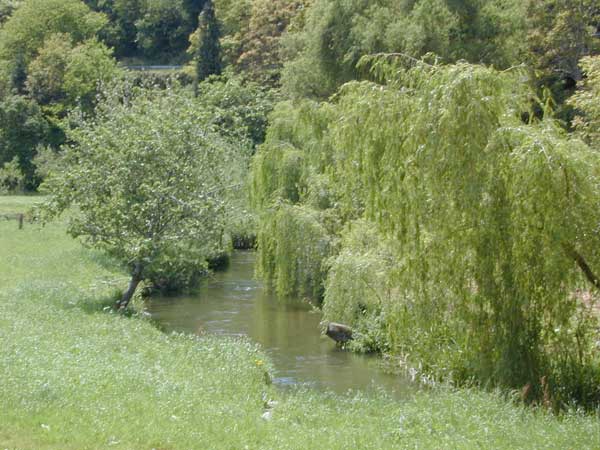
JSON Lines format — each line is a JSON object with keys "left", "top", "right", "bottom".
{"left": 365, "top": 52, "right": 435, "bottom": 67}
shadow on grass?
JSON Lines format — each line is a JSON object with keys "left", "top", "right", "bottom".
{"left": 67, "top": 285, "right": 163, "bottom": 327}
{"left": 83, "top": 250, "right": 127, "bottom": 275}
{"left": 66, "top": 290, "right": 120, "bottom": 315}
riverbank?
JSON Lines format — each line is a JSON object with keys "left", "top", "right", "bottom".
{"left": 1, "top": 196, "right": 599, "bottom": 449}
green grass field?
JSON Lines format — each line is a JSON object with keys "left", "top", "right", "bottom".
{"left": 1, "top": 195, "right": 599, "bottom": 449}
{"left": 0, "top": 195, "right": 43, "bottom": 215}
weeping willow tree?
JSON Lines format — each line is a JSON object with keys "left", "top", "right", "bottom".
{"left": 252, "top": 100, "right": 340, "bottom": 299}
{"left": 333, "top": 57, "right": 600, "bottom": 403}
{"left": 257, "top": 204, "right": 335, "bottom": 299}
{"left": 253, "top": 56, "right": 600, "bottom": 406}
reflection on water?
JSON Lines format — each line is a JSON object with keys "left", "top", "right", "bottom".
{"left": 147, "top": 251, "right": 410, "bottom": 397}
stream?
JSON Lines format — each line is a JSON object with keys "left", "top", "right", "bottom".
{"left": 147, "top": 251, "right": 411, "bottom": 398}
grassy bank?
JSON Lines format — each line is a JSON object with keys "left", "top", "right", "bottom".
{"left": 1, "top": 196, "right": 599, "bottom": 449}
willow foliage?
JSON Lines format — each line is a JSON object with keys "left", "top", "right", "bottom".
{"left": 322, "top": 219, "right": 395, "bottom": 353}
{"left": 252, "top": 101, "right": 340, "bottom": 299}
{"left": 334, "top": 59, "right": 600, "bottom": 396}
{"left": 253, "top": 57, "right": 600, "bottom": 405}
{"left": 252, "top": 101, "right": 332, "bottom": 203}
{"left": 256, "top": 204, "right": 334, "bottom": 300}
{"left": 570, "top": 56, "right": 600, "bottom": 150}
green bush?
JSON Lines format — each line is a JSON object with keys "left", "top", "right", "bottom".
{"left": 0, "top": 156, "right": 25, "bottom": 193}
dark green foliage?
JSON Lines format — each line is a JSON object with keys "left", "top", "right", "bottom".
{"left": 0, "top": 0, "right": 22, "bottom": 25}
{"left": 195, "top": 75, "right": 276, "bottom": 147}
{"left": 527, "top": 0, "right": 600, "bottom": 93}
{"left": 524, "top": 0, "right": 600, "bottom": 123}
{"left": 135, "top": 1, "right": 193, "bottom": 60}
{"left": 281, "top": 0, "right": 528, "bottom": 98}
{"left": 194, "top": 0, "right": 221, "bottom": 86}
{"left": 182, "top": 0, "right": 206, "bottom": 30}
{"left": 83, "top": 0, "right": 207, "bottom": 60}
{"left": 0, "top": 95, "right": 50, "bottom": 189}
{"left": 108, "top": 0, "right": 142, "bottom": 57}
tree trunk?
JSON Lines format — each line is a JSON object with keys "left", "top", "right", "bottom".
{"left": 563, "top": 244, "right": 600, "bottom": 290}
{"left": 116, "top": 264, "right": 143, "bottom": 311}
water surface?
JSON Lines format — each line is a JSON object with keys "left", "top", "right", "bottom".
{"left": 148, "top": 251, "right": 410, "bottom": 397}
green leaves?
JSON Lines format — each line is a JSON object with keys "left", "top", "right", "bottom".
{"left": 25, "top": 35, "right": 121, "bottom": 114}
{"left": 569, "top": 56, "right": 600, "bottom": 150}
{"left": 0, "top": 94, "right": 50, "bottom": 189}
{"left": 0, "top": 0, "right": 107, "bottom": 72}
{"left": 253, "top": 58, "right": 600, "bottom": 406}
{"left": 43, "top": 84, "right": 249, "bottom": 291}
{"left": 194, "top": 0, "right": 221, "bottom": 84}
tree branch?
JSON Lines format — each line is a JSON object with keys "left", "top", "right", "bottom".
{"left": 367, "top": 52, "right": 434, "bottom": 67}
{"left": 563, "top": 243, "right": 600, "bottom": 290}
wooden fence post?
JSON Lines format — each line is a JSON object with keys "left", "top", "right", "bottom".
{"left": 18, "top": 214, "right": 23, "bottom": 230}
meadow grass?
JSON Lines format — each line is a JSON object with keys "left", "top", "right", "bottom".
{"left": 1, "top": 195, "right": 599, "bottom": 449}
{"left": 0, "top": 195, "right": 43, "bottom": 215}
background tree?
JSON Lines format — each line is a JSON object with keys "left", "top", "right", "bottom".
{"left": 0, "top": 0, "right": 22, "bottom": 25}
{"left": 280, "top": 0, "right": 527, "bottom": 98}
{"left": 134, "top": 0, "right": 193, "bottom": 60}
{"left": 569, "top": 55, "right": 600, "bottom": 150}
{"left": 0, "top": 156, "right": 25, "bottom": 193}
{"left": 25, "top": 34, "right": 74, "bottom": 106}
{"left": 526, "top": 0, "right": 600, "bottom": 105}
{"left": 43, "top": 85, "right": 249, "bottom": 309}
{"left": 235, "top": 0, "right": 306, "bottom": 83}
{"left": 83, "top": 0, "right": 205, "bottom": 60}
{"left": 194, "top": 75, "right": 276, "bottom": 147}
{"left": 182, "top": 0, "right": 206, "bottom": 30}
{"left": 212, "top": 0, "right": 251, "bottom": 66}
{"left": 0, "top": 0, "right": 107, "bottom": 90}
{"left": 194, "top": 0, "right": 221, "bottom": 89}
{"left": 110, "top": 0, "right": 142, "bottom": 57}
{"left": 26, "top": 34, "right": 120, "bottom": 112}
{"left": 0, "top": 95, "right": 50, "bottom": 189}
{"left": 62, "top": 39, "right": 121, "bottom": 113}
{"left": 26, "top": 36, "right": 121, "bottom": 115}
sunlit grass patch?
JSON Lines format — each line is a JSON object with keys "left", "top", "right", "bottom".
{"left": 259, "top": 387, "right": 600, "bottom": 449}
{"left": 0, "top": 194, "right": 44, "bottom": 214}
{"left": 0, "top": 212, "right": 271, "bottom": 449}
